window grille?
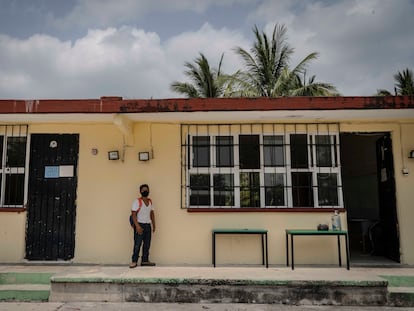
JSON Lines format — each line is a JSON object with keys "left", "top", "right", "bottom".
{"left": 0, "top": 125, "right": 29, "bottom": 208}
{"left": 181, "top": 123, "right": 342, "bottom": 209}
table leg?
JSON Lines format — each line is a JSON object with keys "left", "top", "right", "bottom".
{"left": 261, "top": 233, "right": 265, "bottom": 266}
{"left": 265, "top": 233, "right": 268, "bottom": 268}
{"left": 291, "top": 234, "right": 294, "bottom": 270}
{"left": 337, "top": 235, "right": 342, "bottom": 267}
{"left": 345, "top": 233, "right": 350, "bottom": 270}
{"left": 212, "top": 232, "right": 216, "bottom": 267}
{"left": 286, "top": 232, "right": 289, "bottom": 266}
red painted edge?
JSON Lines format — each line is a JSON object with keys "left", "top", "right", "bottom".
{"left": 0, "top": 208, "right": 26, "bottom": 213}
{"left": 0, "top": 96, "right": 412, "bottom": 114}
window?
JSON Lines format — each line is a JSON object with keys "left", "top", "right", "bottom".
{"left": 189, "top": 174, "right": 210, "bottom": 206}
{"left": 216, "top": 136, "right": 233, "bottom": 167}
{"left": 181, "top": 123, "right": 342, "bottom": 209}
{"left": 264, "top": 135, "right": 284, "bottom": 167}
{"left": 290, "top": 134, "right": 308, "bottom": 168}
{"left": 214, "top": 174, "right": 234, "bottom": 206}
{"left": 0, "top": 125, "right": 28, "bottom": 208}
{"left": 192, "top": 136, "right": 210, "bottom": 167}
{"left": 239, "top": 135, "right": 260, "bottom": 169}
{"left": 264, "top": 173, "right": 285, "bottom": 206}
{"left": 291, "top": 172, "right": 313, "bottom": 207}
{"left": 240, "top": 172, "right": 260, "bottom": 207}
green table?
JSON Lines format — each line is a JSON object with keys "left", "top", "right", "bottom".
{"left": 212, "top": 229, "right": 268, "bottom": 268}
{"left": 285, "top": 229, "right": 350, "bottom": 270}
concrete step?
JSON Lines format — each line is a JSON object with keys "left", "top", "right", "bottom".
{"left": 0, "top": 284, "right": 50, "bottom": 301}
{"left": 0, "top": 272, "right": 53, "bottom": 285}
{"left": 388, "top": 287, "right": 414, "bottom": 307}
{"left": 0, "top": 272, "right": 52, "bottom": 302}
{"left": 49, "top": 276, "right": 389, "bottom": 305}
{"left": 380, "top": 275, "right": 414, "bottom": 307}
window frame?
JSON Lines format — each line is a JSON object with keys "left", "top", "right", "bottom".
{"left": 0, "top": 125, "right": 29, "bottom": 210}
{"left": 182, "top": 124, "right": 343, "bottom": 210}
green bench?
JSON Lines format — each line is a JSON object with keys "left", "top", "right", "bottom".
{"left": 212, "top": 229, "right": 268, "bottom": 268}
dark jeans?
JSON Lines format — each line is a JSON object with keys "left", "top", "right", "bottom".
{"left": 131, "top": 223, "right": 152, "bottom": 263}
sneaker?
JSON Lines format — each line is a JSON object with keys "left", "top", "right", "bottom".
{"left": 129, "top": 262, "right": 138, "bottom": 268}
{"left": 141, "top": 261, "right": 156, "bottom": 266}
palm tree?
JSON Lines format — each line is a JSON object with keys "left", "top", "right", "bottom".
{"left": 376, "top": 68, "right": 414, "bottom": 96}
{"left": 226, "top": 24, "right": 337, "bottom": 97}
{"left": 290, "top": 71, "right": 339, "bottom": 96}
{"left": 394, "top": 68, "right": 414, "bottom": 95}
{"left": 375, "top": 89, "right": 392, "bottom": 96}
{"left": 171, "top": 53, "right": 225, "bottom": 98}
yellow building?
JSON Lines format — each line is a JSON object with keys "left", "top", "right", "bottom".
{"left": 0, "top": 96, "right": 413, "bottom": 267}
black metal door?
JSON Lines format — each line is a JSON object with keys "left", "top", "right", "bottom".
{"left": 376, "top": 134, "right": 400, "bottom": 262}
{"left": 26, "top": 134, "right": 79, "bottom": 260}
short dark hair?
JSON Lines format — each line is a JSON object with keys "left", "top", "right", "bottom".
{"left": 139, "top": 184, "right": 149, "bottom": 192}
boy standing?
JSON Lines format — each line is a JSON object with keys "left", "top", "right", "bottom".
{"left": 129, "top": 184, "right": 156, "bottom": 268}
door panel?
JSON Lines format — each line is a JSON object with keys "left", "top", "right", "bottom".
{"left": 376, "top": 134, "right": 400, "bottom": 262}
{"left": 26, "top": 134, "right": 79, "bottom": 260}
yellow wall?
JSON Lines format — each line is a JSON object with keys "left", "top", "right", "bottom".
{"left": 396, "top": 123, "right": 414, "bottom": 264}
{"left": 1, "top": 120, "right": 413, "bottom": 266}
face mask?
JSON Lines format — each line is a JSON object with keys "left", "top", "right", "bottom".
{"left": 141, "top": 191, "right": 149, "bottom": 197}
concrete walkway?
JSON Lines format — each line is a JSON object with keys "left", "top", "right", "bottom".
{"left": 1, "top": 302, "right": 414, "bottom": 311}
{"left": 2, "top": 264, "right": 413, "bottom": 281}
{"left": 1, "top": 264, "right": 414, "bottom": 306}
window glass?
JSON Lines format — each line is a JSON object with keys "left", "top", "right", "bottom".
{"left": 216, "top": 136, "right": 234, "bottom": 167}
{"left": 192, "top": 136, "right": 210, "bottom": 167}
{"left": 189, "top": 174, "right": 210, "bottom": 206}
{"left": 317, "top": 173, "right": 338, "bottom": 206}
{"left": 290, "top": 134, "right": 308, "bottom": 168}
{"left": 316, "top": 135, "right": 333, "bottom": 167}
{"left": 5, "top": 174, "right": 24, "bottom": 205}
{"left": 240, "top": 172, "right": 260, "bottom": 207}
{"left": 264, "top": 173, "right": 285, "bottom": 206}
{"left": 264, "top": 135, "right": 284, "bottom": 167}
{"left": 182, "top": 124, "right": 342, "bottom": 209}
{"left": 213, "top": 174, "right": 234, "bottom": 206}
{"left": 6, "top": 137, "right": 26, "bottom": 167}
{"left": 239, "top": 135, "right": 260, "bottom": 169}
{"left": 292, "top": 172, "right": 313, "bottom": 207}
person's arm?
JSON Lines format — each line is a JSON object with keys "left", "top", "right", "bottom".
{"left": 150, "top": 210, "right": 156, "bottom": 232}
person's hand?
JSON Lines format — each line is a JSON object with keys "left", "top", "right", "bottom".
{"left": 152, "top": 224, "right": 156, "bottom": 233}
{"left": 136, "top": 226, "right": 143, "bottom": 235}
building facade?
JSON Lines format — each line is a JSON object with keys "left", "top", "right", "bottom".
{"left": 0, "top": 96, "right": 413, "bottom": 266}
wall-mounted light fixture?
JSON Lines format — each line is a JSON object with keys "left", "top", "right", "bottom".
{"left": 108, "top": 150, "right": 120, "bottom": 160}
{"left": 409, "top": 150, "right": 414, "bottom": 159}
{"left": 138, "top": 151, "right": 150, "bottom": 161}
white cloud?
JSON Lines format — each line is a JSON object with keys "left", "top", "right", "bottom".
{"left": 166, "top": 23, "right": 247, "bottom": 75}
{"left": 0, "top": 24, "right": 247, "bottom": 99}
{"left": 1, "top": 0, "right": 413, "bottom": 99}
{"left": 250, "top": 0, "right": 414, "bottom": 95}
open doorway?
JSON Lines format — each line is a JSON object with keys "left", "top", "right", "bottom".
{"left": 340, "top": 132, "right": 400, "bottom": 265}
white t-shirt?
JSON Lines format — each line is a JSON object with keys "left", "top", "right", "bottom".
{"left": 131, "top": 198, "right": 154, "bottom": 224}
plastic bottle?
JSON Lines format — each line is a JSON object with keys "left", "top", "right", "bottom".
{"left": 331, "top": 210, "right": 341, "bottom": 231}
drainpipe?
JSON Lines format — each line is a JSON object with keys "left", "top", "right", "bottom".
{"left": 113, "top": 114, "right": 134, "bottom": 162}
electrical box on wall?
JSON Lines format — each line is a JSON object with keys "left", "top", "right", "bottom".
{"left": 138, "top": 151, "right": 151, "bottom": 161}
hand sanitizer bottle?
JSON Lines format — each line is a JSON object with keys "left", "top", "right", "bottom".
{"left": 331, "top": 210, "right": 341, "bottom": 231}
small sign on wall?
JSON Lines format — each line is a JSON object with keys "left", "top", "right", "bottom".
{"left": 44, "top": 165, "right": 74, "bottom": 178}
{"left": 44, "top": 166, "right": 59, "bottom": 178}
{"left": 59, "top": 165, "right": 74, "bottom": 177}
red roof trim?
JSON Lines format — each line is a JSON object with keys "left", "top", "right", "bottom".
{"left": 0, "top": 96, "right": 413, "bottom": 114}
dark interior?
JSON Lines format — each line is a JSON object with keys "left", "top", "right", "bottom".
{"left": 340, "top": 132, "right": 400, "bottom": 265}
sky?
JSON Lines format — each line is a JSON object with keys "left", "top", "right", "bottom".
{"left": 0, "top": 0, "right": 413, "bottom": 99}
